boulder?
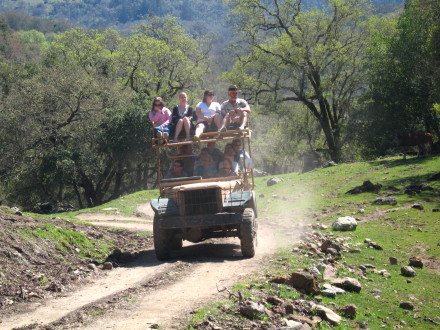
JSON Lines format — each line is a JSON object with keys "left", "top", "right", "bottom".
{"left": 332, "top": 216, "right": 357, "bottom": 231}
{"left": 312, "top": 304, "right": 341, "bottom": 324}
{"left": 331, "top": 277, "right": 362, "bottom": 292}
{"left": 409, "top": 256, "right": 424, "bottom": 268}
{"left": 267, "top": 177, "right": 284, "bottom": 186}
{"left": 399, "top": 301, "right": 414, "bottom": 310}
{"left": 290, "top": 271, "right": 320, "bottom": 294}
{"left": 401, "top": 266, "right": 416, "bottom": 277}
{"left": 373, "top": 197, "right": 398, "bottom": 205}
{"left": 347, "top": 180, "right": 382, "bottom": 194}
{"left": 339, "top": 304, "right": 357, "bottom": 318}
{"left": 239, "top": 301, "right": 266, "bottom": 319}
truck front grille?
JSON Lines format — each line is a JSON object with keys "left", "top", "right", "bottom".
{"left": 183, "top": 188, "right": 218, "bottom": 216}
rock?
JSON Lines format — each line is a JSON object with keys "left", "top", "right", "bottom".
{"left": 267, "top": 296, "right": 284, "bottom": 306}
{"left": 368, "top": 241, "right": 383, "bottom": 250}
{"left": 102, "top": 262, "right": 113, "bottom": 270}
{"left": 322, "top": 265, "right": 336, "bottom": 280}
{"left": 373, "top": 197, "right": 398, "bottom": 205}
{"left": 339, "top": 304, "right": 357, "bottom": 318}
{"left": 322, "top": 161, "right": 337, "bottom": 168}
{"left": 312, "top": 304, "right": 341, "bottom": 324}
{"left": 309, "top": 267, "right": 321, "bottom": 277}
{"left": 240, "top": 301, "right": 266, "bottom": 319}
{"left": 270, "top": 275, "right": 290, "bottom": 284}
{"left": 321, "top": 289, "right": 337, "bottom": 298}
{"left": 332, "top": 216, "right": 357, "bottom": 231}
{"left": 331, "top": 277, "right": 362, "bottom": 292}
{"left": 399, "top": 301, "right": 414, "bottom": 310}
{"left": 401, "top": 266, "right": 416, "bottom": 277}
{"left": 347, "top": 180, "right": 382, "bottom": 194}
{"left": 288, "top": 314, "right": 317, "bottom": 326}
{"left": 325, "top": 248, "right": 340, "bottom": 256}
{"left": 349, "top": 249, "right": 361, "bottom": 253}
{"left": 433, "top": 208, "right": 440, "bottom": 212}
{"left": 370, "top": 288, "right": 382, "bottom": 295}
{"left": 259, "top": 194, "right": 265, "bottom": 198}
{"left": 358, "top": 208, "right": 365, "bottom": 214}
{"left": 283, "top": 319, "right": 310, "bottom": 329}
{"left": 405, "top": 182, "right": 433, "bottom": 193}
{"left": 323, "top": 283, "right": 346, "bottom": 295}
{"left": 320, "top": 240, "right": 341, "bottom": 253}
{"left": 411, "top": 203, "right": 424, "bottom": 210}
{"left": 316, "top": 263, "right": 326, "bottom": 273}
{"left": 389, "top": 257, "right": 398, "bottom": 265}
{"left": 87, "top": 263, "right": 99, "bottom": 273}
{"left": 409, "top": 257, "right": 424, "bottom": 268}
{"left": 290, "top": 271, "right": 320, "bottom": 294}
{"left": 267, "top": 177, "right": 284, "bottom": 186}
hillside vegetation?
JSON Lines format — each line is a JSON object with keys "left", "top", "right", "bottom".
{"left": 1, "top": 0, "right": 438, "bottom": 212}
{"left": 187, "top": 155, "right": 440, "bottom": 329}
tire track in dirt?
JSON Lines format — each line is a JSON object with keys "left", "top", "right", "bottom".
{"left": 84, "top": 222, "right": 279, "bottom": 330}
{"left": 1, "top": 204, "right": 290, "bottom": 330}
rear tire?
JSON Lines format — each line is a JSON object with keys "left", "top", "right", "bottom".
{"left": 240, "top": 208, "right": 257, "bottom": 258}
{"left": 153, "top": 216, "right": 171, "bottom": 260}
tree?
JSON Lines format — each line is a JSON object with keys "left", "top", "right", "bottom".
{"left": 364, "top": 0, "right": 440, "bottom": 155}
{"left": 223, "top": 0, "right": 375, "bottom": 162}
{"left": 115, "top": 17, "right": 209, "bottom": 99}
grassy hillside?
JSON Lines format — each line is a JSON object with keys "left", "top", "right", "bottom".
{"left": 188, "top": 155, "right": 440, "bottom": 329}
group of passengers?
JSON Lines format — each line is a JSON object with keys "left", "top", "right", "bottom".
{"left": 149, "top": 85, "right": 250, "bottom": 142}
{"left": 165, "top": 140, "right": 252, "bottom": 179}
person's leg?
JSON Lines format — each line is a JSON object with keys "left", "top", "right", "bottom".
{"left": 183, "top": 117, "right": 191, "bottom": 140}
{"left": 194, "top": 122, "right": 206, "bottom": 139}
{"left": 218, "top": 113, "right": 230, "bottom": 131}
{"left": 214, "top": 113, "right": 224, "bottom": 131}
{"left": 173, "top": 119, "right": 183, "bottom": 142}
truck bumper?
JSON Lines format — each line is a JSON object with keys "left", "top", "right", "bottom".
{"left": 158, "top": 212, "right": 243, "bottom": 229}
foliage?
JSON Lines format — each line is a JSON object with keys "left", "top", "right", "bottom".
{"left": 0, "top": 18, "right": 207, "bottom": 209}
{"left": 223, "top": 0, "right": 377, "bottom": 162}
{"left": 362, "top": 0, "right": 440, "bottom": 156}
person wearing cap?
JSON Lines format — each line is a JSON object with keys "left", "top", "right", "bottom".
{"left": 194, "top": 90, "right": 223, "bottom": 140}
{"left": 219, "top": 85, "right": 251, "bottom": 131}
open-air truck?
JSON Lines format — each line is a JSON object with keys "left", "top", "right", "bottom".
{"left": 149, "top": 129, "right": 258, "bottom": 261}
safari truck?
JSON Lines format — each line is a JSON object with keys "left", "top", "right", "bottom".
{"left": 150, "top": 129, "right": 257, "bottom": 260}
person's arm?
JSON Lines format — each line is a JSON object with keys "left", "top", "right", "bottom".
{"left": 162, "top": 108, "right": 172, "bottom": 126}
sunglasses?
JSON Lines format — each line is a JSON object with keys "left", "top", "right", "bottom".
{"left": 228, "top": 88, "right": 238, "bottom": 91}
{"left": 206, "top": 93, "right": 214, "bottom": 96}
{"left": 154, "top": 103, "right": 163, "bottom": 106}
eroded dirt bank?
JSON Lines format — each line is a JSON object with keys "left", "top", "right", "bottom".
{"left": 0, "top": 204, "right": 300, "bottom": 329}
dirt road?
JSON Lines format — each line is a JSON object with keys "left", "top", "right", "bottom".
{"left": 1, "top": 205, "right": 284, "bottom": 330}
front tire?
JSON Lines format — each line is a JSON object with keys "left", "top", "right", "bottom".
{"left": 153, "top": 216, "right": 171, "bottom": 260}
{"left": 240, "top": 208, "right": 257, "bottom": 258}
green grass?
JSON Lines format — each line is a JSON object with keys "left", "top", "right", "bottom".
{"left": 188, "top": 155, "right": 440, "bottom": 329}
{"left": 18, "top": 223, "right": 115, "bottom": 262}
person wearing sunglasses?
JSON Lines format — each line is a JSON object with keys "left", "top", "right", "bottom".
{"left": 149, "top": 96, "right": 171, "bottom": 142}
{"left": 165, "top": 160, "right": 188, "bottom": 179}
{"left": 194, "top": 90, "right": 223, "bottom": 140}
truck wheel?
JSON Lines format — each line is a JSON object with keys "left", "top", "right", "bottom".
{"left": 169, "top": 233, "right": 183, "bottom": 250}
{"left": 240, "top": 208, "right": 257, "bottom": 258}
{"left": 153, "top": 216, "right": 170, "bottom": 260}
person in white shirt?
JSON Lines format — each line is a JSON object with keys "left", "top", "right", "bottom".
{"left": 194, "top": 90, "right": 223, "bottom": 140}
